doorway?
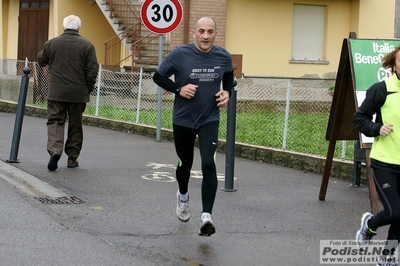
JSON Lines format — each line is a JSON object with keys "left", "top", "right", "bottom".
{"left": 17, "top": 1, "right": 50, "bottom": 102}
{"left": 17, "top": 0, "right": 49, "bottom": 62}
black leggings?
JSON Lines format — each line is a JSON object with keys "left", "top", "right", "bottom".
{"left": 369, "top": 168, "right": 400, "bottom": 244}
{"left": 173, "top": 121, "right": 219, "bottom": 214}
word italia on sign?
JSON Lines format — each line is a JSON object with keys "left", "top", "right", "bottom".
{"left": 372, "top": 42, "right": 396, "bottom": 53}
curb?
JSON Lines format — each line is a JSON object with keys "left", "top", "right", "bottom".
{"left": 0, "top": 160, "right": 68, "bottom": 198}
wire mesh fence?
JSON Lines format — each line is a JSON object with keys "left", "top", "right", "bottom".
{"left": 0, "top": 59, "right": 354, "bottom": 160}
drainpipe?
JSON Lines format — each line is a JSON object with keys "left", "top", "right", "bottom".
{"left": 396, "top": 0, "right": 400, "bottom": 38}
{"left": 183, "top": 0, "right": 190, "bottom": 44}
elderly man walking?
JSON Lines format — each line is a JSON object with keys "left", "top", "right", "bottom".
{"left": 37, "top": 14, "right": 99, "bottom": 171}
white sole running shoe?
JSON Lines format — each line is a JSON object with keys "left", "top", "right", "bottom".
{"left": 176, "top": 191, "right": 190, "bottom": 222}
{"left": 199, "top": 213, "right": 216, "bottom": 236}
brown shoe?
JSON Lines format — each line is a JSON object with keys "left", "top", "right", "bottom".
{"left": 67, "top": 159, "right": 79, "bottom": 168}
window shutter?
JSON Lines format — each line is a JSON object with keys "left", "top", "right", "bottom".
{"left": 292, "top": 5, "right": 325, "bottom": 60}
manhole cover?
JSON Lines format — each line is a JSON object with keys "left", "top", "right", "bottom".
{"left": 34, "top": 196, "right": 85, "bottom": 204}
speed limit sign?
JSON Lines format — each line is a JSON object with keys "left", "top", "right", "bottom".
{"left": 140, "top": 0, "right": 183, "bottom": 34}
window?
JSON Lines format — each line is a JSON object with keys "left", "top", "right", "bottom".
{"left": 20, "top": 1, "right": 49, "bottom": 9}
{"left": 291, "top": 4, "right": 327, "bottom": 63}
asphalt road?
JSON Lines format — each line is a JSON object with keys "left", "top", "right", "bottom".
{"left": 0, "top": 112, "right": 381, "bottom": 265}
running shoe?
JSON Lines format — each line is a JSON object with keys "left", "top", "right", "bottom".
{"left": 176, "top": 191, "right": 190, "bottom": 222}
{"left": 356, "top": 212, "right": 376, "bottom": 250}
{"left": 198, "top": 213, "right": 216, "bottom": 236}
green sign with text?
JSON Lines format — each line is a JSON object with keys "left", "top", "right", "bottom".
{"left": 350, "top": 39, "right": 400, "bottom": 144}
{"left": 350, "top": 39, "right": 400, "bottom": 91}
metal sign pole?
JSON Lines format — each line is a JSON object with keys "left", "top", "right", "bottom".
{"left": 156, "top": 34, "right": 164, "bottom": 142}
{"left": 140, "top": 0, "right": 183, "bottom": 141}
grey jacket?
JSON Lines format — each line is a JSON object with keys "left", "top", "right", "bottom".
{"left": 37, "top": 30, "right": 99, "bottom": 103}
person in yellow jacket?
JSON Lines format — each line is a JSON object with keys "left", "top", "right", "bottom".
{"left": 353, "top": 46, "right": 400, "bottom": 266}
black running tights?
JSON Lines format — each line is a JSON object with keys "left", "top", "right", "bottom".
{"left": 173, "top": 121, "right": 219, "bottom": 214}
{"left": 369, "top": 168, "right": 400, "bottom": 244}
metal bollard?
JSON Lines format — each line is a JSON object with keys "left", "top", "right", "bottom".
{"left": 7, "top": 61, "right": 31, "bottom": 163}
{"left": 222, "top": 78, "right": 238, "bottom": 192}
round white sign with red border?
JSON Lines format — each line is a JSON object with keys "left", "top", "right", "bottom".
{"left": 141, "top": 0, "right": 183, "bottom": 34}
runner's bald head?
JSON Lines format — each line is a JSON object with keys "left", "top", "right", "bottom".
{"left": 194, "top": 17, "right": 217, "bottom": 32}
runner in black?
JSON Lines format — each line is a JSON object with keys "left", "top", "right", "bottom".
{"left": 153, "top": 16, "right": 234, "bottom": 236}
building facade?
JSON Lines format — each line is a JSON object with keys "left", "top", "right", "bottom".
{"left": 0, "top": 0, "right": 396, "bottom": 80}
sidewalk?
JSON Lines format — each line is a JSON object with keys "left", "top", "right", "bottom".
{"left": 0, "top": 112, "right": 378, "bottom": 265}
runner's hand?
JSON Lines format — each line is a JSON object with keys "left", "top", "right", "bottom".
{"left": 180, "top": 84, "right": 198, "bottom": 99}
{"left": 215, "top": 90, "right": 229, "bottom": 107}
{"left": 380, "top": 124, "right": 393, "bottom": 137}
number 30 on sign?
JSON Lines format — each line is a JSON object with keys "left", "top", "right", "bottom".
{"left": 140, "top": 0, "right": 183, "bottom": 34}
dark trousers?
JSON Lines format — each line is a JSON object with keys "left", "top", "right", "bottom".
{"left": 173, "top": 121, "right": 219, "bottom": 214}
{"left": 47, "top": 101, "right": 86, "bottom": 160}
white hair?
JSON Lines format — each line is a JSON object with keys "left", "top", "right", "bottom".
{"left": 63, "top": 15, "right": 81, "bottom": 30}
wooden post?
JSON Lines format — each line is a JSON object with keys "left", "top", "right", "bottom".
{"left": 364, "top": 147, "right": 379, "bottom": 214}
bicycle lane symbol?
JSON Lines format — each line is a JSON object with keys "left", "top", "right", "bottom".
{"left": 141, "top": 162, "right": 236, "bottom": 182}
{"left": 141, "top": 171, "right": 176, "bottom": 182}
{"left": 141, "top": 163, "right": 176, "bottom": 182}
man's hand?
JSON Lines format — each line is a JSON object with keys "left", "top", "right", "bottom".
{"left": 180, "top": 84, "right": 198, "bottom": 99}
{"left": 215, "top": 90, "right": 230, "bottom": 107}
